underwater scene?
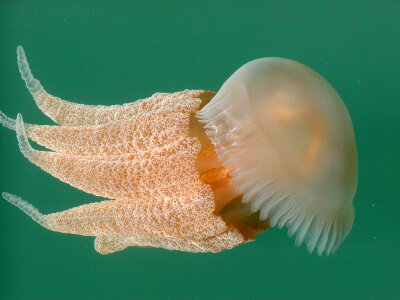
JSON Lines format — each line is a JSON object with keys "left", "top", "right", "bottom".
{"left": 0, "top": 1, "right": 399, "bottom": 299}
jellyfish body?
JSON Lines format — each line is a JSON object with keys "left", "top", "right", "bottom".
{"left": 197, "top": 58, "right": 358, "bottom": 255}
{"left": 1, "top": 47, "right": 356, "bottom": 256}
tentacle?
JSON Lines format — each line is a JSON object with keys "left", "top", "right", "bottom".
{"left": 6, "top": 193, "right": 230, "bottom": 242}
{"left": 0, "top": 111, "right": 16, "bottom": 130}
{"left": 15, "top": 114, "right": 204, "bottom": 201}
{"left": 16, "top": 45, "right": 131, "bottom": 125}
{"left": 16, "top": 48, "right": 212, "bottom": 126}
{"left": 2, "top": 192, "right": 249, "bottom": 254}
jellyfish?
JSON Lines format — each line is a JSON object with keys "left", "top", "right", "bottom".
{"left": 0, "top": 46, "right": 357, "bottom": 256}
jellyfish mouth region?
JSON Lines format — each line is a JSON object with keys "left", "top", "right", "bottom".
{"left": 190, "top": 114, "right": 269, "bottom": 240}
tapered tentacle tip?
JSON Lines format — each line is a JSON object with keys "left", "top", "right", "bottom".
{"left": 16, "top": 46, "right": 27, "bottom": 66}
{"left": 2, "top": 192, "right": 13, "bottom": 202}
{"left": 16, "top": 45, "right": 24, "bottom": 56}
{"left": 15, "top": 113, "right": 34, "bottom": 159}
{"left": 2, "top": 192, "right": 21, "bottom": 207}
{"left": 2, "top": 192, "right": 18, "bottom": 209}
{"left": 0, "top": 110, "right": 16, "bottom": 130}
{"left": 16, "top": 46, "right": 42, "bottom": 94}
{"left": 2, "top": 192, "right": 47, "bottom": 227}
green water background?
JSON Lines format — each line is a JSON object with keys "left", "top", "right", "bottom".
{"left": 0, "top": 1, "right": 399, "bottom": 299}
